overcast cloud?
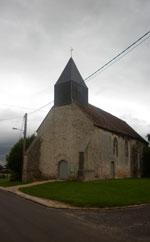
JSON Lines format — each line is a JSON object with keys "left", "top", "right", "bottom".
{"left": 0, "top": 0, "right": 150, "bottom": 159}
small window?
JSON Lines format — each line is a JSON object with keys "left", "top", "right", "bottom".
{"left": 79, "top": 152, "right": 84, "bottom": 170}
{"left": 125, "top": 139, "right": 128, "bottom": 157}
{"left": 113, "top": 137, "right": 118, "bottom": 157}
{"left": 111, "top": 161, "right": 115, "bottom": 178}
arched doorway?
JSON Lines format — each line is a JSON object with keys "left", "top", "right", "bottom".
{"left": 58, "top": 160, "right": 68, "bottom": 180}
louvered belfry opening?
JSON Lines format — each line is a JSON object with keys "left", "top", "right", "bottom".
{"left": 54, "top": 57, "right": 88, "bottom": 107}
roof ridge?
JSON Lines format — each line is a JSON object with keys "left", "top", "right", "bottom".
{"left": 88, "top": 104, "right": 127, "bottom": 123}
{"left": 77, "top": 103, "right": 147, "bottom": 143}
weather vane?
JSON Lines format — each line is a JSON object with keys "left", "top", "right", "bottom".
{"left": 70, "top": 47, "right": 74, "bottom": 57}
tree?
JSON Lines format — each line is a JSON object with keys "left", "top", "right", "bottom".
{"left": 6, "top": 135, "right": 35, "bottom": 181}
{"left": 147, "top": 134, "right": 150, "bottom": 144}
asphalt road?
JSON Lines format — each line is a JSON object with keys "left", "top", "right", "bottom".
{"left": 0, "top": 190, "right": 150, "bottom": 242}
{"left": 0, "top": 190, "right": 111, "bottom": 242}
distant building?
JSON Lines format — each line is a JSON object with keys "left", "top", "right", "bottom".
{"left": 23, "top": 58, "right": 147, "bottom": 181}
{"left": 0, "top": 160, "right": 5, "bottom": 168}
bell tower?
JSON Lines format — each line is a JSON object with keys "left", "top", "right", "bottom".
{"left": 54, "top": 58, "right": 88, "bottom": 107}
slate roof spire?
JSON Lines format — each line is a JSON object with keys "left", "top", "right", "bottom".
{"left": 54, "top": 58, "right": 88, "bottom": 107}
{"left": 56, "top": 57, "right": 87, "bottom": 87}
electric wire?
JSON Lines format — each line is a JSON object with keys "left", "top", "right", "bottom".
{"left": 85, "top": 30, "right": 150, "bottom": 81}
{"left": 85, "top": 34, "right": 150, "bottom": 81}
{"left": 1, "top": 31, "right": 150, "bottom": 121}
{"left": 28, "top": 101, "right": 54, "bottom": 115}
{"left": 0, "top": 116, "right": 23, "bottom": 122}
{"left": 18, "top": 117, "right": 24, "bottom": 139}
{"left": 27, "top": 32, "right": 150, "bottom": 116}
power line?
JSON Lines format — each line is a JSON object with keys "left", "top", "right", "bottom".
{"left": 19, "top": 31, "right": 150, "bottom": 116}
{"left": 85, "top": 30, "right": 150, "bottom": 81}
{"left": 28, "top": 101, "right": 54, "bottom": 115}
{"left": 85, "top": 34, "right": 150, "bottom": 81}
{"left": 1, "top": 31, "right": 150, "bottom": 121}
{"left": 0, "top": 101, "right": 54, "bottom": 121}
{"left": 19, "top": 117, "right": 24, "bottom": 139}
{"left": 31, "top": 86, "right": 51, "bottom": 98}
{"left": 0, "top": 104, "right": 33, "bottom": 110}
{"left": 0, "top": 116, "right": 23, "bottom": 122}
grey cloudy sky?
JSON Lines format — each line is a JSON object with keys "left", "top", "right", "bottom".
{"left": 0, "top": 0, "right": 150, "bottom": 157}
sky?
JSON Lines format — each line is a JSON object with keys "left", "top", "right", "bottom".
{"left": 0, "top": 0, "right": 150, "bottom": 160}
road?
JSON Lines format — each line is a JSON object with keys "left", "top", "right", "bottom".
{"left": 0, "top": 190, "right": 150, "bottom": 242}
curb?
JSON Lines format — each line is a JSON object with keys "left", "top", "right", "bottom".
{"left": 0, "top": 180, "right": 78, "bottom": 209}
{"left": 0, "top": 183, "right": 150, "bottom": 211}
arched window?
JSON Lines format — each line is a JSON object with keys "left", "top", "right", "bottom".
{"left": 125, "top": 139, "right": 128, "bottom": 157}
{"left": 113, "top": 137, "right": 118, "bottom": 157}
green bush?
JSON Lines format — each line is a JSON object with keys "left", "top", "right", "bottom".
{"left": 142, "top": 146, "right": 150, "bottom": 177}
{"left": 6, "top": 135, "right": 35, "bottom": 181}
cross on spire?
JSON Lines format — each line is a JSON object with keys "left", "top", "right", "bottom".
{"left": 70, "top": 47, "right": 74, "bottom": 57}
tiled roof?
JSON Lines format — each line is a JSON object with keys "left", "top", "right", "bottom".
{"left": 79, "top": 103, "right": 147, "bottom": 143}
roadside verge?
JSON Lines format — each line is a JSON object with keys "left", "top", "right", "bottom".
{"left": 0, "top": 180, "right": 76, "bottom": 209}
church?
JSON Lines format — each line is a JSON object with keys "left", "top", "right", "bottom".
{"left": 23, "top": 58, "right": 147, "bottom": 181}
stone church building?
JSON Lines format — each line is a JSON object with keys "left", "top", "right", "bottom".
{"left": 23, "top": 58, "right": 147, "bottom": 181}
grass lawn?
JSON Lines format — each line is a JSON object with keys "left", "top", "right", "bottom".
{"left": 0, "top": 178, "right": 23, "bottom": 187}
{"left": 20, "top": 178, "right": 150, "bottom": 207}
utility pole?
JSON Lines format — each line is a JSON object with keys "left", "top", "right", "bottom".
{"left": 23, "top": 113, "right": 28, "bottom": 158}
{"left": 12, "top": 113, "right": 28, "bottom": 181}
{"left": 22, "top": 113, "right": 27, "bottom": 180}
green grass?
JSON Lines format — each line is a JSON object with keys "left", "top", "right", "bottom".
{"left": 0, "top": 178, "right": 23, "bottom": 187}
{"left": 20, "top": 178, "right": 150, "bottom": 207}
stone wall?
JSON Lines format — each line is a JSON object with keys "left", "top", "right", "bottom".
{"left": 36, "top": 104, "right": 94, "bottom": 179}
{"left": 22, "top": 137, "right": 41, "bottom": 181}
{"left": 23, "top": 103, "right": 145, "bottom": 181}
{"left": 85, "top": 129, "right": 132, "bottom": 179}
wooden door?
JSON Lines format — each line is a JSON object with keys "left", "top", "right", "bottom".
{"left": 58, "top": 160, "right": 68, "bottom": 180}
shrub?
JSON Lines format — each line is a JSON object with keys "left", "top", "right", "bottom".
{"left": 142, "top": 146, "right": 150, "bottom": 177}
{"left": 6, "top": 135, "right": 35, "bottom": 181}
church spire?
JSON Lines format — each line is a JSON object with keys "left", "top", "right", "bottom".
{"left": 55, "top": 57, "right": 87, "bottom": 87}
{"left": 54, "top": 58, "right": 88, "bottom": 107}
